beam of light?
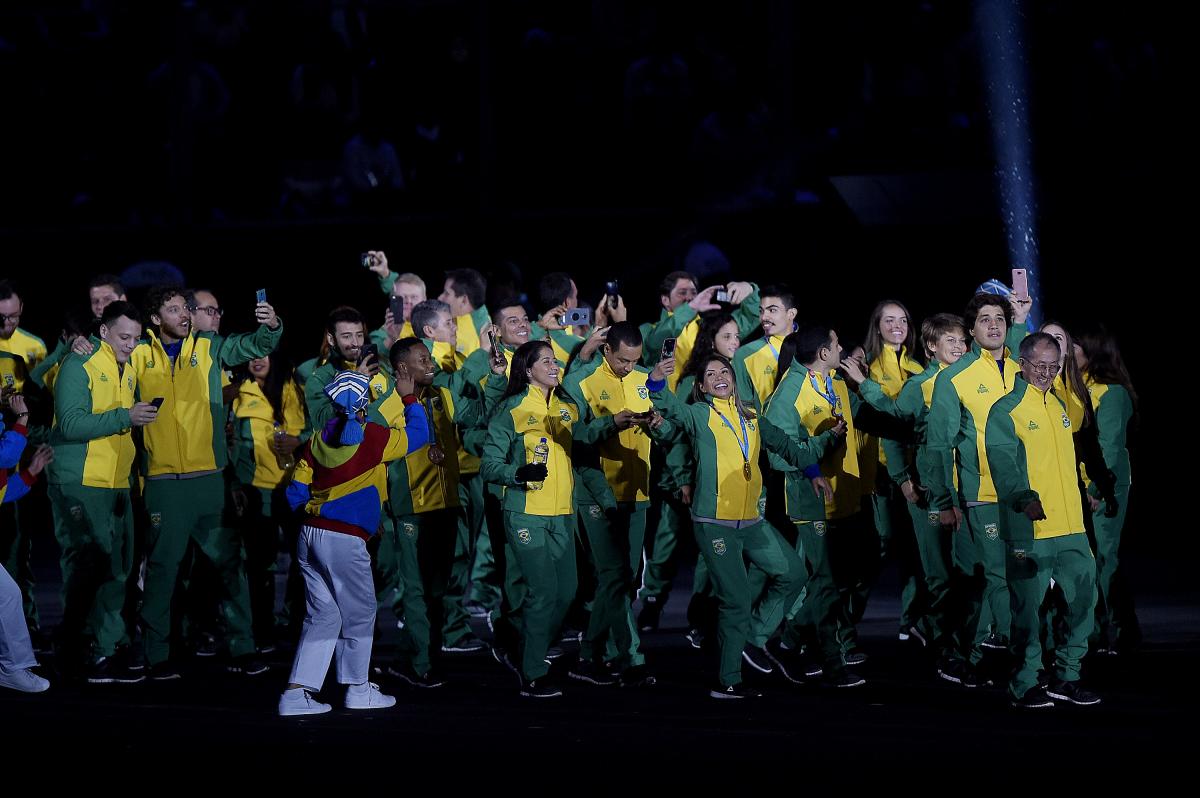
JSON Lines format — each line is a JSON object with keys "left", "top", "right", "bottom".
{"left": 977, "top": 0, "right": 1042, "bottom": 329}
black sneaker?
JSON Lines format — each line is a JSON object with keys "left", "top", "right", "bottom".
{"left": 256, "top": 641, "right": 278, "bottom": 655}
{"left": 961, "top": 667, "right": 994, "bottom": 689}
{"left": 637, "top": 598, "right": 663, "bottom": 632}
{"left": 387, "top": 663, "right": 446, "bottom": 689}
{"left": 86, "top": 656, "right": 146, "bottom": 685}
{"left": 568, "top": 659, "right": 617, "bottom": 686}
{"left": 981, "top": 633, "right": 1008, "bottom": 651}
{"left": 520, "top": 678, "right": 563, "bottom": 698}
{"left": 227, "top": 655, "right": 269, "bottom": 676}
{"left": 710, "top": 682, "right": 763, "bottom": 699}
{"left": 825, "top": 669, "right": 867, "bottom": 688}
{"left": 842, "top": 649, "right": 868, "bottom": 667}
{"left": 1010, "top": 685, "right": 1055, "bottom": 709}
{"left": 936, "top": 657, "right": 969, "bottom": 686}
{"left": 192, "top": 632, "right": 219, "bottom": 658}
{"left": 1046, "top": 679, "right": 1101, "bottom": 706}
{"left": 684, "top": 628, "right": 704, "bottom": 650}
{"left": 441, "top": 634, "right": 487, "bottom": 654}
{"left": 902, "top": 625, "right": 928, "bottom": 648}
{"left": 465, "top": 601, "right": 492, "bottom": 619}
{"left": 148, "top": 661, "right": 182, "bottom": 681}
{"left": 764, "top": 639, "right": 821, "bottom": 684}
{"left": 742, "top": 645, "right": 775, "bottom": 674}
{"left": 559, "top": 628, "right": 584, "bottom": 644}
{"left": 545, "top": 646, "right": 565, "bottom": 661}
{"left": 491, "top": 645, "right": 520, "bottom": 678}
{"left": 619, "top": 664, "right": 657, "bottom": 688}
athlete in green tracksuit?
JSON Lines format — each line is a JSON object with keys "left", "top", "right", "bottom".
{"left": 480, "top": 340, "right": 618, "bottom": 698}
{"left": 370, "top": 337, "right": 493, "bottom": 685}
{"left": 648, "top": 350, "right": 836, "bottom": 698}
{"left": 1078, "top": 326, "right": 1140, "bottom": 654}
{"left": 985, "top": 332, "right": 1117, "bottom": 708}
{"left": 46, "top": 302, "right": 154, "bottom": 681}
{"left": 925, "top": 294, "right": 1022, "bottom": 687}
{"left": 562, "top": 322, "right": 672, "bottom": 687}
{"left": 842, "top": 314, "right": 970, "bottom": 654}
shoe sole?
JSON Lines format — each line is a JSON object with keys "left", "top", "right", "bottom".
{"left": 1046, "top": 690, "right": 1101, "bottom": 706}
{"left": 149, "top": 673, "right": 180, "bottom": 682}
{"left": 345, "top": 701, "right": 397, "bottom": 710}
{"left": 279, "top": 705, "right": 332, "bottom": 716}
{"left": 936, "top": 669, "right": 966, "bottom": 686}
{"left": 741, "top": 651, "right": 774, "bottom": 674}
{"left": 762, "top": 648, "right": 803, "bottom": 684}
{"left": 843, "top": 657, "right": 867, "bottom": 667}
{"left": 685, "top": 635, "right": 703, "bottom": 650}
{"left": 620, "top": 676, "right": 657, "bottom": 688}
{"left": 229, "top": 667, "right": 270, "bottom": 676}
{"left": 441, "top": 645, "right": 486, "bottom": 654}
{"left": 568, "top": 672, "right": 617, "bottom": 686}
{"left": 835, "top": 677, "right": 867, "bottom": 688}
{"left": 519, "top": 691, "right": 563, "bottom": 698}
{"left": 389, "top": 670, "right": 446, "bottom": 689}
{"left": 980, "top": 641, "right": 1007, "bottom": 650}
{"left": 89, "top": 675, "right": 147, "bottom": 684}
{"left": 1010, "top": 700, "right": 1055, "bottom": 709}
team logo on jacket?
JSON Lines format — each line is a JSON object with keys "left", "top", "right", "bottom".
{"left": 190, "top": 353, "right": 199, "bottom": 368}
{"left": 517, "top": 529, "right": 532, "bottom": 545}
{"left": 526, "top": 414, "right": 539, "bottom": 426}
{"left": 99, "top": 373, "right": 108, "bottom": 382}
{"left": 1061, "top": 414, "right": 1071, "bottom": 429}
{"left": 599, "top": 390, "right": 611, "bottom": 401}
{"left": 403, "top": 522, "right": 416, "bottom": 538}
{"left": 814, "top": 521, "right": 827, "bottom": 537}
{"left": 985, "top": 522, "right": 999, "bottom": 541}
{"left": 1027, "top": 420, "right": 1040, "bottom": 431}
{"left": 765, "top": 365, "right": 775, "bottom": 376}
{"left": 746, "top": 421, "right": 755, "bottom": 432}
{"left": 637, "top": 386, "right": 649, "bottom": 400}
{"left": 432, "top": 396, "right": 443, "bottom": 411}
{"left": 977, "top": 384, "right": 990, "bottom": 394}
{"left": 150, "top": 512, "right": 162, "bottom": 528}
{"left": 127, "top": 377, "right": 134, "bottom": 390}
{"left": 589, "top": 505, "right": 602, "bottom": 519}
{"left": 1014, "top": 548, "right": 1027, "bottom": 561}
{"left": 3, "top": 375, "right": 12, "bottom": 387}
{"left": 812, "top": 405, "right": 825, "bottom": 416}
{"left": 559, "top": 408, "right": 572, "bottom": 423}
{"left": 928, "top": 511, "right": 940, "bottom": 526}
{"left": 712, "top": 538, "right": 727, "bottom": 556}
{"left": 70, "top": 505, "right": 83, "bottom": 521}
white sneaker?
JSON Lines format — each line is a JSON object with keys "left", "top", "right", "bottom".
{"left": 278, "top": 687, "right": 331, "bottom": 716}
{"left": 0, "top": 667, "right": 50, "bottom": 693}
{"left": 344, "top": 681, "right": 397, "bottom": 710}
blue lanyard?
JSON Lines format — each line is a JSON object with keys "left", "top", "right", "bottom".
{"left": 810, "top": 371, "right": 842, "bottom": 415}
{"left": 712, "top": 404, "right": 750, "bottom": 464}
{"left": 765, "top": 337, "right": 780, "bottom": 362}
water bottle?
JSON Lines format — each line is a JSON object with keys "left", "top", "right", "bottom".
{"left": 273, "top": 423, "right": 295, "bottom": 471}
{"left": 528, "top": 437, "right": 549, "bottom": 491}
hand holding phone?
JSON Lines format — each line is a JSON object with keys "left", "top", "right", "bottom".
{"left": 660, "top": 337, "right": 677, "bottom": 360}
{"left": 1011, "top": 268, "right": 1029, "bottom": 299}
{"left": 389, "top": 296, "right": 405, "bottom": 326}
{"left": 150, "top": 397, "right": 165, "bottom": 409}
{"left": 256, "top": 289, "right": 267, "bottom": 304}
{"left": 560, "top": 307, "right": 592, "bottom": 327}
{"left": 605, "top": 280, "right": 619, "bottom": 310}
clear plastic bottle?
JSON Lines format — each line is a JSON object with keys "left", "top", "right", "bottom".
{"left": 273, "top": 423, "right": 295, "bottom": 471}
{"left": 528, "top": 437, "right": 549, "bottom": 491}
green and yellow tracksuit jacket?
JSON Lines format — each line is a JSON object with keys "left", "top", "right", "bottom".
{"left": 46, "top": 341, "right": 138, "bottom": 489}
{"left": 985, "top": 377, "right": 1090, "bottom": 541}
{"left": 865, "top": 346, "right": 924, "bottom": 478}
{"left": 858, "top": 360, "right": 948, "bottom": 490}
{"left": 1082, "top": 375, "right": 1133, "bottom": 491}
{"left": 763, "top": 366, "right": 866, "bottom": 521}
{"left": 926, "top": 346, "right": 1020, "bottom": 510}
{"left": 0, "top": 328, "right": 48, "bottom": 372}
{"left": 230, "top": 378, "right": 307, "bottom": 491}
{"left": 29, "top": 336, "right": 74, "bottom": 394}
{"left": 454, "top": 306, "right": 492, "bottom": 359}
{"left": 651, "top": 289, "right": 762, "bottom": 391}
{"left": 1052, "top": 373, "right": 1088, "bottom": 432}
{"left": 481, "top": 385, "right": 618, "bottom": 517}
{"left": 562, "top": 357, "right": 661, "bottom": 505}
{"left": 131, "top": 324, "right": 282, "bottom": 477}
{"left": 733, "top": 334, "right": 786, "bottom": 412}
{"left": 0, "top": 351, "right": 31, "bottom": 395}
{"left": 649, "top": 376, "right": 832, "bottom": 525}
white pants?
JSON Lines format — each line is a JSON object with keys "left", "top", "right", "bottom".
{"left": 0, "top": 563, "right": 36, "bottom": 675}
{"left": 287, "top": 527, "right": 377, "bottom": 691}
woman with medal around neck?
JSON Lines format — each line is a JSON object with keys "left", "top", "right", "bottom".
{"left": 646, "top": 352, "right": 845, "bottom": 699}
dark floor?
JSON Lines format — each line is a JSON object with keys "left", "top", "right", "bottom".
{"left": 3, "top": 554, "right": 1197, "bottom": 766}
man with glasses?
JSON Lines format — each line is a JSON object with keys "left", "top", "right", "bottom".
{"left": 189, "top": 290, "right": 225, "bottom": 335}
{"left": 985, "top": 332, "right": 1117, "bottom": 708}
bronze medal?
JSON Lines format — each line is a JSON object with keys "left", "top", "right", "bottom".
{"left": 743, "top": 461, "right": 752, "bottom": 481}
{"left": 428, "top": 444, "right": 446, "bottom": 465}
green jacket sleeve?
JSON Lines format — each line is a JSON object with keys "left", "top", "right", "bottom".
{"left": 213, "top": 322, "right": 283, "bottom": 368}
{"left": 644, "top": 307, "right": 699, "bottom": 367}
{"left": 30, "top": 336, "right": 69, "bottom": 389}
{"left": 304, "top": 367, "right": 335, "bottom": 433}
{"left": 925, "top": 372, "right": 963, "bottom": 511}
{"left": 730, "top": 285, "right": 761, "bottom": 338}
{"left": 983, "top": 399, "right": 1037, "bottom": 539}
{"left": 379, "top": 270, "right": 399, "bottom": 295}
{"left": 760, "top": 416, "right": 831, "bottom": 472}
{"left": 1005, "top": 322, "right": 1029, "bottom": 354}
{"left": 732, "top": 347, "right": 758, "bottom": 410}
{"left": 762, "top": 375, "right": 803, "bottom": 473}
{"left": 648, "top": 383, "right": 699, "bottom": 441}
{"left": 480, "top": 410, "right": 521, "bottom": 488}
{"left": 54, "top": 358, "right": 132, "bottom": 441}
{"left": 548, "top": 329, "right": 584, "bottom": 361}
{"left": 1095, "top": 385, "right": 1132, "bottom": 481}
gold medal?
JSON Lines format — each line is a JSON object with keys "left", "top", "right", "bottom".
{"left": 743, "top": 461, "right": 752, "bottom": 481}
{"left": 428, "top": 444, "right": 446, "bottom": 465}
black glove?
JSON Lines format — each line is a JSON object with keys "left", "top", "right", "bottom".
{"left": 1102, "top": 493, "right": 1120, "bottom": 519}
{"left": 515, "top": 462, "right": 548, "bottom": 484}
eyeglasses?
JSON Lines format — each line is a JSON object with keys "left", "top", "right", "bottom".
{"left": 1020, "top": 359, "right": 1060, "bottom": 375}
{"left": 191, "top": 305, "right": 224, "bottom": 317}
{"left": 0, "top": 312, "right": 21, "bottom": 324}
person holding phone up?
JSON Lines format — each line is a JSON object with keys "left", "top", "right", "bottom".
{"left": 45, "top": 301, "right": 158, "bottom": 682}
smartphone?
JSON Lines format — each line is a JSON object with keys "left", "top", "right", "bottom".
{"left": 661, "top": 337, "right": 677, "bottom": 360}
{"left": 389, "top": 296, "right": 405, "bottom": 323}
{"left": 560, "top": 307, "right": 592, "bottom": 327}
{"left": 605, "top": 280, "right": 619, "bottom": 310}
{"left": 359, "top": 343, "right": 378, "bottom": 364}
{"left": 360, "top": 252, "right": 374, "bottom": 269}
{"left": 1011, "top": 268, "right": 1029, "bottom": 299}
{"left": 255, "top": 288, "right": 267, "bottom": 304}
{"left": 715, "top": 289, "right": 730, "bottom": 303}
{"left": 150, "top": 397, "right": 165, "bottom": 409}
